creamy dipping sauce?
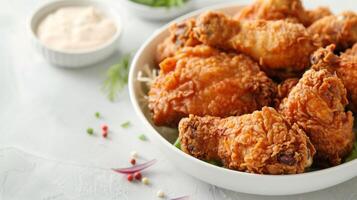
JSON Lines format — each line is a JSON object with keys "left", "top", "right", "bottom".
{"left": 37, "top": 6, "right": 117, "bottom": 52}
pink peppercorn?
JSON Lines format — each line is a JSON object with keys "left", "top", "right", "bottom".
{"left": 134, "top": 172, "right": 142, "bottom": 180}
{"left": 130, "top": 158, "right": 136, "bottom": 165}
{"left": 127, "top": 174, "right": 134, "bottom": 182}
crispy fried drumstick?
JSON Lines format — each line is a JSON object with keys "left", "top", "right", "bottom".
{"left": 179, "top": 107, "right": 315, "bottom": 174}
{"left": 194, "top": 11, "right": 317, "bottom": 79}
{"left": 234, "top": 0, "right": 332, "bottom": 27}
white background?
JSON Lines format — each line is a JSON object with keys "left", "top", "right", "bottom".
{"left": 1, "top": 0, "right": 357, "bottom": 199}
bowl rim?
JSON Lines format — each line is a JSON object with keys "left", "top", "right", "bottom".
{"left": 129, "top": 1, "right": 357, "bottom": 180}
{"left": 28, "top": 0, "right": 123, "bottom": 55}
{"left": 122, "top": 0, "right": 195, "bottom": 11}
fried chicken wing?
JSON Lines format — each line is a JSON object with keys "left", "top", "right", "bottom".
{"left": 194, "top": 11, "right": 317, "bottom": 79}
{"left": 311, "top": 44, "right": 357, "bottom": 113}
{"left": 178, "top": 107, "right": 315, "bottom": 174}
{"left": 279, "top": 68, "right": 355, "bottom": 166}
{"left": 149, "top": 45, "right": 276, "bottom": 127}
{"left": 308, "top": 12, "right": 357, "bottom": 51}
{"left": 234, "top": 0, "right": 331, "bottom": 27}
{"left": 156, "top": 18, "right": 201, "bottom": 63}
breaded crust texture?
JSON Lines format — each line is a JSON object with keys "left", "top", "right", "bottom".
{"left": 149, "top": 45, "right": 276, "bottom": 126}
{"left": 279, "top": 69, "right": 355, "bottom": 165}
{"left": 179, "top": 107, "right": 315, "bottom": 174}
{"left": 194, "top": 12, "right": 317, "bottom": 78}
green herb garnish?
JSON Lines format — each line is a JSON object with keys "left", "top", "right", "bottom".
{"left": 346, "top": 141, "right": 357, "bottom": 162}
{"left": 138, "top": 134, "right": 147, "bottom": 141}
{"left": 121, "top": 121, "right": 131, "bottom": 128}
{"left": 103, "top": 54, "right": 131, "bottom": 102}
{"left": 130, "top": 0, "right": 187, "bottom": 8}
{"left": 95, "top": 112, "right": 100, "bottom": 118}
{"left": 206, "top": 160, "right": 223, "bottom": 167}
{"left": 87, "top": 128, "right": 94, "bottom": 135}
{"left": 174, "top": 137, "right": 181, "bottom": 149}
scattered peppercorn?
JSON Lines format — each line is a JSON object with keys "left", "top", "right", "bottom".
{"left": 102, "top": 131, "right": 108, "bottom": 138}
{"left": 101, "top": 124, "right": 108, "bottom": 132}
{"left": 87, "top": 128, "right": 94, "bottom": 135}
{"left": 131, "top": 151, "right": 138, "bottom": 158}
{"left": 156, "top": 190, "right": 165, "bottom": 198}
{"left": 134, "top": 172, "right": 142, "bottom": 180}
{"left": 127, "top": 174, "right": 134, "bottom": 182}
{"left": 142, "top": 177, "right": 149, "bottom": 185}
{"left": 130, "top": 158, "right": 136, "bottom": 165}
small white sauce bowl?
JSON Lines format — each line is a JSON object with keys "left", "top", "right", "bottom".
{"left": 121, "top": 0, "right": 195, "bottom": 21}
{"left": 29, "top": 0, "right": 122, "bottom": 68}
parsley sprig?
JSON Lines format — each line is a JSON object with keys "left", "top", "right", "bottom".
{"left": 103, "top": 54, "right": 131, "bottom": 102}
{"left": 130, "top": 0, "right": 187, "bottom": 8}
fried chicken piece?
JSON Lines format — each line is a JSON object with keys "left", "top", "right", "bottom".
{"left": 311, "top": 44, "right": 357, "bottom": 113}
{"left": 234, "top": 0, "right": 331, "bottom": 27}
{"left": 310, "top": 45, "right": 341, "bottom": 71}
{"left": 194, "top": 11, "right": 317, "bottom": 79}
{"left": 304, "top": 7, "right": 333, "bottom": 27}
{"left": 156, "top": 18, "right": 201, "bottom": 63}
{"left": 340, "top": 44, "right": 357, "bottom": 112}
{"left": 149, "top": 45, "right": 276, "bottom": 127}
{"left": 179, "top": 107, "right": 315, "bottom": 174}
{"left": 308, "top": 12, "right": 357, "bottom": 51}
{"left": 274, "top": 78, "right": 299, "bottom": 108}
{"left": 343, "top": 43, "right": 357, "bottom": 57}
{"left": 234, "top": 0, "right": 305, "bottom": 23}
{"left": 279, "top": 68, "right": 355, "bottom": 166}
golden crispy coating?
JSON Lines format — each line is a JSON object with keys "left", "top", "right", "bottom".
{"left": 149, "top": 45, "right": 276, "bottom": 127}
{"left": 234, "top": 0, "right": 331, "bottom": 27}
{"left": 274, "top": 78, "right": 299, "bottom": 108}
{"left": 304, "top": 7, "right": 332, "bottom": 27}
{"left": 343, "top": 43, "right": 357, "bottom": 57}
{"left": 156, "top": 18, "right": 201, "bottom": 63}
{"left": 279, "top": 68, "right": 355, "bottom": 166}
{"left": 308, "top": 12, "right": 357, "bottom": 51}
{"left": 310, "top": 45, "right": 340, "bottom": 71}
{"left": 339, "top": 45, "right": 357, "bottom": 112}
{"left": 179, "top": 107, "right": 315, "bottom": 174}
{"left": 234, "top": 0, "right": 305, "bottom": 23}
{"left": 311, "top": 44, "right": 357, "bottom": 113}
{"left": 194, "top": 11, "right": 317, "bottom": 79}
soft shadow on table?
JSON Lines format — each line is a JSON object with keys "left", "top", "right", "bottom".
{"left": 213, "top": 177, "right": 357, "bottom": 200}
{"left": 49, "top": 50, "right": 124, "bottom": 81}
{"left": 2, "top": 146, "right": 356, "bottom": 200}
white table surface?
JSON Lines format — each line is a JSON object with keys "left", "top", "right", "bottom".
{"left": 1, "top": 0, "right": 357, "bottom": 199}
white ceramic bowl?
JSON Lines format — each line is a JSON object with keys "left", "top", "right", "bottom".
{"left": 29, "top": 0, "right": 122, "bottom": 68}
{"left": 121, "top": 0, "right": 195, "bottom": 21}
{"left": 129, "top": 2, "right": 357, "bottom": 196}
